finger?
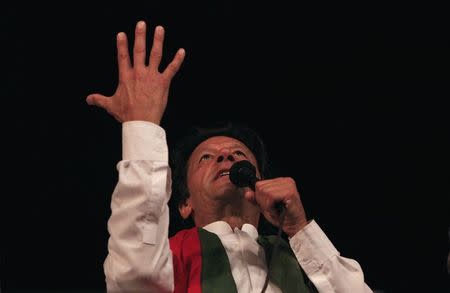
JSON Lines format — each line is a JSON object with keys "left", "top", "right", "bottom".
{"left": 162, "top": 48, "right": 185, "bottom": 80}
{"left": 148, "top": 26, "right": 165, "bottom": 72}
{"left": 255, "top": 178, "right": 276, "bottom": 188}
{"left": 254, "top": 184, "right": 283, "bottom": 210}
{"left": 116, "top": 32, "right": 132, "bottom": 80}
{"left": 133, "top": 21, "right": 147, "bottom": 68}
{"left": 86, "top": 94, "right": 111, "bottom": 110}
{"left": 244, "top": 189, "right": 256, "bottom": 204}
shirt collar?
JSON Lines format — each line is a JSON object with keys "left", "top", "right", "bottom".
{"left": 202, "top": 220, "right": 259, "bottom": 240}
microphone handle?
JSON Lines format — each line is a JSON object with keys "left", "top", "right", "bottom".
{"left": 275, "top": 202, "right": 285, "bottom": 215}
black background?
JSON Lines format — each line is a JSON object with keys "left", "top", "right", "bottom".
{"left": 4, "top": 1, "right": 449, "bottom": 292}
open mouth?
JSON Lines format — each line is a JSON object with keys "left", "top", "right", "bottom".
{"left": 219, "top": 171, "right": 230, "bottom": 177}
{"left": 215, "top": 169, "right": 230, "bottom": 180}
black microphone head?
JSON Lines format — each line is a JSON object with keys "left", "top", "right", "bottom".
{"left": 229, "top": 160, "right": 258, "bottom": 189}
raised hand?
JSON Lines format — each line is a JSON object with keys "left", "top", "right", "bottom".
{"left": 86, "top": 20, "right": 185, "bottom": 125}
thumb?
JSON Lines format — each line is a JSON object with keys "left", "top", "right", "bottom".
{"left": 244, "top": 189, "right": 256, "bottom": 204}
{"left": 86, "top": 94, "right": 110, "bottom": 110}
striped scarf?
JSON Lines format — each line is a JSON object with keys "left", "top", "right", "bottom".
{"left": 170, "top": 227, "right": 316, "bottom": 293}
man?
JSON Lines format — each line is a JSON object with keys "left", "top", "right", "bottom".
{"left": 87, "top": 20, "right": 373, "bottom": 293}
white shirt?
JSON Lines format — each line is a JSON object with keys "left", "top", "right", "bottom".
{"left": 203, "top": 221, "right": 282, "bottom": 293}
{"left": 104, "top": 121, "right": 373, "bottom": 293}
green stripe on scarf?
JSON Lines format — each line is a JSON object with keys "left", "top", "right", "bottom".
{"left": 198, "top": 228, "right": 238, "bottom": 293}
{"left": 257, "top": 235, "right": 315, "bottom": 293}
{"left": 197, "top": 228, "right": 316, "bottom": 293}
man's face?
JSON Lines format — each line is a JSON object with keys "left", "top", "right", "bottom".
{"left": 185, "top": 136, "right": 260, "bottom": 209}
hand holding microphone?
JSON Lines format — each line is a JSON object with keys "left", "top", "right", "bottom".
{"left": 229, "top": 160, "right": 308, "bottom": 237}
{"left": 229, "top": 160, "right": 284, "bottom": 215}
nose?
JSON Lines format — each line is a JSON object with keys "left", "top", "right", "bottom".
{"left": 216, "top": 154, "right": 235, "bottom": 163}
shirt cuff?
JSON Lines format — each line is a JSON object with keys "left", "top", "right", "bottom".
{"left": 289, "top": 220, "right": 339, "bottom": 275}
{"left": 122, "top": 121, "right": 168, "bottom": 161}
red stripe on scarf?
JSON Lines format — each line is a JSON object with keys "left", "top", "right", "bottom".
{"left": 170, "top": 227, "right": 202, "bottom": 293}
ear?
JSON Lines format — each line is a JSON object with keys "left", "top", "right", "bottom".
{"left": 178, "top": 197, "right": 193, "bottom": 220}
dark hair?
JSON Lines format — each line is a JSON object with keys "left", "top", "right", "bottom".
{"left": 168, "top": 121, "right": 276, "bottom": 235}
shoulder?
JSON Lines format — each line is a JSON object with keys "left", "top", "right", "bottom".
{"left": 169, "top": 227, "right": 200, "bottom": 248}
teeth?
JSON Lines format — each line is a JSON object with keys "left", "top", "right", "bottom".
{"left": 219, "top": 171, "right": 230, "bottom": 177}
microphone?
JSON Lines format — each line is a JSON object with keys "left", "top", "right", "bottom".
{"left": 229, "top": 160, "right": 284, "bottom": 214}
{"left": 229, "top": 160, "right": 259, "bottom": 191}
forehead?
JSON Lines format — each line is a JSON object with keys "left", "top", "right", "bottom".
{"left": 190, "top": 136, "right": 253, "bottom": 156}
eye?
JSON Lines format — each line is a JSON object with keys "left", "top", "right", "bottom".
{"left": 234, "top": 150, "right": 247, "bottom": 157}
{"left": 199, "top": 154, "right": 212, "bottom": 162}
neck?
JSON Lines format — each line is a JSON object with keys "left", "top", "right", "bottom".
{"left": 194, "top": 198, "right": 260, "bottom": 230}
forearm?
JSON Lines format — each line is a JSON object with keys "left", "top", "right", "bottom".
{"left": 289, "top": 220, "right": 373, "bottom": 293}
{"left": 104, "top": 122, "right": 174, "bottom": 293}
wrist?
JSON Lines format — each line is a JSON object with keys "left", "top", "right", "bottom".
{"left": 284, "top": 217, "right": 308, "bottom": 238}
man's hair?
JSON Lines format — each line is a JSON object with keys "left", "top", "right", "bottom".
{"left": 168, "top": 121, "right": 274, "bottom": 235}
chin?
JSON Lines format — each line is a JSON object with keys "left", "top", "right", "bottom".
{"left": 212, "top": 184, "right": 243, "bottom": 201}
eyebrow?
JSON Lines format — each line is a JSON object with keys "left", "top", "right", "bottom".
{"left": 190, "top": 144, "right": 252, "bottom": 166}
{"left": 197, "top": 144, "right": 248, "bottom": 154}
